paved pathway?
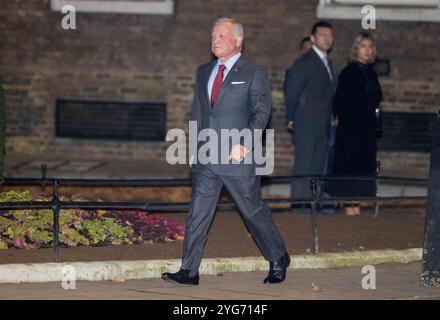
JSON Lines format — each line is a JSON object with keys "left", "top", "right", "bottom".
{"left": 0, "top": 263, "right": 439, "bottom": 300}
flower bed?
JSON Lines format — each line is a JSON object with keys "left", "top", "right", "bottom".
{"left": 0, "top": 190, "right": 185, "bottom": 250}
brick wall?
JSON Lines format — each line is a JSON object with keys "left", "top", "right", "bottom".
{"left": 1, "top": 0, "right": 439, "bottom": 175}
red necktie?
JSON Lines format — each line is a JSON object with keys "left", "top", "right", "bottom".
{"left": 210, "top": 64, "right": 226, "bottom": 107}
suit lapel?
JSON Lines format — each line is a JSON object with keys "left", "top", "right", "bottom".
{"left": 213, "top": 56, "right": 245, "bottom": 109}
{"left": 328, "top": 58, "right": 338, "bottom": 93}
{"left": 199, "top": 60, "right": 216, "bottom": 110}
{"left": 310, "top": 49, "right": 332, "bottom": 83}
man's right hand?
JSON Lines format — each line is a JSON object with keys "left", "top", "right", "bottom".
{"left": 287, "top": 121, "right": 294, "bottom": 132}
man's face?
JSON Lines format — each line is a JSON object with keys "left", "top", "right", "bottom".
{"left": 211, "top": 22, "right": 243, "bottom": 61}
{"left": 311, "top": 27, "right": 334, "bottom": 53}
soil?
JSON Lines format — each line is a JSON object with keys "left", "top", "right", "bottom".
{"left": 0, "top": 205, "right": 426, "bottom": 264}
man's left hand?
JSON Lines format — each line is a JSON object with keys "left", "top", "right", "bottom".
{"left": 229, "top": 144, "right": 249, "bottom": 162}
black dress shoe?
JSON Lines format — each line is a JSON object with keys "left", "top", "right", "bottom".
{"left": 161, "top": 269, "right": 199, "bottom": 285}
{"left": 264, "top": 252, "right": 290, "bottom": 284}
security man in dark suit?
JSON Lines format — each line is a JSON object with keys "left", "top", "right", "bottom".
{"left": 284, "top": 21, "right": 338, "bottom": 213}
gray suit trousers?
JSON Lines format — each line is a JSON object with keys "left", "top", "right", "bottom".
{"left": 181, "top": 167, "right": 287, "bottom": 276}
{"left": 291, "top": 133, "right": 329, "bottom": 199}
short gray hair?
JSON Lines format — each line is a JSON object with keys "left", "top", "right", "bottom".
{"left": 348, "top": 31, "right": 377, "bottom": 64}
{"left": 213, "top": 17, "right": 244, "bottom": 38}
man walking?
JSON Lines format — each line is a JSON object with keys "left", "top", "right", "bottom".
{"left": 161, "top": 17, "right": 289, "bottom": 285}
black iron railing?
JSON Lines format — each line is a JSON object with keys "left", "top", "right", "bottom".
{"left": 0, "top": 163, "right": 428, "bottom": 262}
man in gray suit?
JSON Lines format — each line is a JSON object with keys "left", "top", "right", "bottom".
{"left": 162, "top": 18, "right": 289, "bottom": 285}
{"left": 284, "top": 21, "right": 337, "bottom": 213}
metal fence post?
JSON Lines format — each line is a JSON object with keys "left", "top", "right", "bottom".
{"left": 310, "top": 178, "right": 319, "bottom": 255}
{"left": 52, "top": 180, "right": 60, "bottom": 263}
{"left": 41, "top": 164, "right": 47, "bottom": 194}
{"left": 421, "top": 111, "right": 440, "bottom": 287}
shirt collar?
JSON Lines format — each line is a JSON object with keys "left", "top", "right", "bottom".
{"left": 217, "top": 52, "right": 241, "bottom": 70}
{"left": 312, "top": 45, "right": 327, "bottom": 61}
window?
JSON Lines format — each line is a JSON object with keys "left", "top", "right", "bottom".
{"left": 317, "top": 0, "right": 440, "bottom": 22}
{"left": 50, "top": 0, "right": 174, "bottom": 15}
{"left": 56, "top": 100, "right": 167, "bottom": 142}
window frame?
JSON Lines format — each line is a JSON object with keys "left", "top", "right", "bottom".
{"left": 317, "top": 0, "right": 440, "bottom": 22}
{"left": 50, "top": 0, "right": 175, "bottom": 15}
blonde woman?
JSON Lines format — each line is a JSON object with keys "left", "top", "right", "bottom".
{"left": 331, "top": 32, "right": 382, "bottom": 216}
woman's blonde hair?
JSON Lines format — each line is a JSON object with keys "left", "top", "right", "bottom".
{"left": 348, "top": 31, "right": 377, "bottom": 64}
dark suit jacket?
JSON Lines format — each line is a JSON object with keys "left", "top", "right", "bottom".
{"left": 190, "top": 56, "right": 271, "bottom": 176}
{"left": 283, "top": 48, "right": 338, "bottom": 136}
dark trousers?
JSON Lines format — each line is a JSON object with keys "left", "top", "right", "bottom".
{"left": 182, "top": 168, "right": 287, "bottom": 276}
{"left": 291, "top": 133, "right": 329, "bottom": 199}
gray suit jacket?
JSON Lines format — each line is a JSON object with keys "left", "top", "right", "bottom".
{"left": 190, "top": 56, "right": 271, "bottom": 176}
{"left": 283, "top": 48, "right": 338, "bottom": 136}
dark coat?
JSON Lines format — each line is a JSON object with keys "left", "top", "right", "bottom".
{"left": 284, "top": 48, "right": 338, "bottom": 135}
{"left": 331, "top": 62, "right": 382, "bottom": 196}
